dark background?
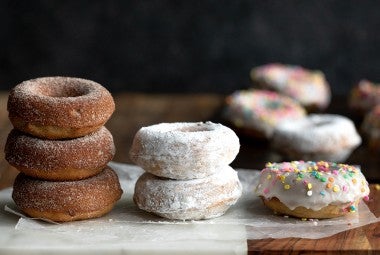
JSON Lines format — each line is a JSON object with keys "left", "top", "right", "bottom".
{"left": 0, "top": 0, "right": 379, "bottom": 95}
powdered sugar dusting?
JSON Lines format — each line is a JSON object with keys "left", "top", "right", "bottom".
{"left": 130, "top": 122, "right": 240, "bottom": 179}
{"left": 272, "top": 114, "right": 361, "bottom": 161}
{"left": 134, "top": 165, "right": 242, "bottom": 220}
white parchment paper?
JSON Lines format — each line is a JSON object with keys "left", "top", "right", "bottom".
{"left": 1, "top": 162, "right": 379, "bottom": 254}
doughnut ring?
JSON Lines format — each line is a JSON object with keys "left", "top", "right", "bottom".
{"left": 7, "top": 76, "right": 115, "bottom": 139}
{"left": 5, "top": 127, "right": 115, "bottom": 181}
{"left": 130, "top": 122, "right": 240, "bottom": 179}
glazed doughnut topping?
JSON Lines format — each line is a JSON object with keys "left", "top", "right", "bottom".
{"left": 224, "top": 89, "right": 306, "bottom": 137}
{"left": 251, "top": 63, "right": 331, "bottom": 109}
{"left": 256, "top": 161, "right": 370, "bottom": 212}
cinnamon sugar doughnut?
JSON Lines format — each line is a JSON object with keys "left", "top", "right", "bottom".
{"left": 5, "top": 127, "right": 115, "bottom": 181}
{"left": 272, "top": 114, "right": 361, "bottom": 162}
{"left": 7, "top": 77, "right": 115, "bottom": 139}
{"left": 224, "top": 89, "right": 306, "bottom": 139}
{"left": 130, "top": 122, "right": 239, "bottom": 180}
{"left": 256, "top": 161, "right": 370, "bottom": 219}
{"left": 250, "top": 63, "right": 331, "bottom": 111}
{"left": 12, "top": 166, "right": 122, "bottom": 222}
{"left": 134, "top": 165, "right": 242, "bottom": 220}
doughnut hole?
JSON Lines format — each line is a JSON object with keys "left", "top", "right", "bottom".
{"left": 30, "top": 79, "right": 91, "bottom": 98}
{"left": 177, "top": 126, "right": 212, "bottom": 133}
{"left": 311, "top": 118, "right": 332, "bottom": 128}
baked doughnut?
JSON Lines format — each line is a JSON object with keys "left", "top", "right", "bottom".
{"left": 349, "top": 79, "right": 380, "bottom": 115}
{"left": 224, "top": 89, "right": 306, "bottom": 139}
{"left": 5, "top": 127, "right": 115, "bottom": 181}
{"left": 133, "top": 165, "right": 242, "bottom": 220}
{"left": 256, "top": 161, "right": 370, "bottom": 219}
{"left": 361, "top": 105, "right": 380, "bottom": 151}
{"left": 250, "top": 63, "right": 331, "bottom": 111}
{"left": 130, "top": 122, "right": 239, "bottom": 180}
{"left": 272, "top": 114, "right": 361, "bottom": 162}
{"left": 7, "top": 77, "right": 115, "bottom": 139}
{"left": 12, "top": 166, "right": 122, "bottom": 222}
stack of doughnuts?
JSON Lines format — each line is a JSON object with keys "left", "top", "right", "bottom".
{"left": 130, "top": 122, "right": 243, "bottom": 220}
{"left": 5, "top": 77, "right": 122, "bottom": 222}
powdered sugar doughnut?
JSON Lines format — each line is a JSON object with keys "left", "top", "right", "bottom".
{"left": 224, "top": 89, "right": 306, "bottom": 139}
{"left": 5, "top": 127, "right": 115, "bottom": 181}
{"left": 256, "top": 161, "right": 370, "bottom": 219}
{"left": 134, "top": 165, "right": 242, "bottom": 220}
{"left": 349, "top": 79, "right": 380, "bottom": 115}
{"left": 272, "top": 114, "right": 361, "bottom": 162}
{"left": 250, "top": 63, "right": 331, "bottom": 111}
{"left": 129, "top": 122, "right": 239, "bottom": 180}
{"left": 12, "top": 166, "right": 122, "bottom": 222}
{"left": 7, "top": 77, "right": 115, "bottom": 139}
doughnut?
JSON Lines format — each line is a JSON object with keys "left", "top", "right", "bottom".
{"left": 361, "top": 105, "right": 380, "bottom": 151}
{"left": 133, "top": 165, "right": 242, "bottom": 220}
{"left": 256, "top": 161, "right": 370, "bottom": 219}
{"left": 224, "top": 89, "right": 306, "bottom": 139}
{"left": 5, "top": 127, "right": 115, "bottom": 181}
{"left": 129, "top": 122, "right": 239, "bottom": 180}
{"left": 250, "top": 63, "right": 331, "bottom": 111}
{"left": 349, "top": 79, "right": 380, "bottom": 115}
{"left": 12, "top": 166, "right": 122, "bottom": 222}
{"left": 7, "top": 77, "right": 115, "bottom": 139}
{"left": 272, "top": 114, "right": 361, "bottom": 162}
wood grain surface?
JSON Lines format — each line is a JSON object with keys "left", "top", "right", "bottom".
{"left": 0, "top": 91, "right": 379, "bottom": 254}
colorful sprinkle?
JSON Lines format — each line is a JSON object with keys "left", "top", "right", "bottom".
{"left": 333, "top": 185, "right": 340, "bottom": 192}
{"left": 307, "top": 190, "right": 313, "bottom": 196}
{"left": 284, "top": 184, "right": 291, "bottom": 190}
{"left": 328, "top": 177, "right": 335, "bottom": 183}
{"left": 267, "top": 174, "right": 272, "bottom": 180}
{"left": 320, "top": 191, "right": 326, "bottom": 196}
{"left": 307, "top": 183, "right": 313, "bottom": 190}
{"left": 352, "top": 179, "right": 357, "bottom": 184}
{"left": 349, "top": 205, "right": 356, "bottom": 212}
{"left": 364, "top": 195, "right": 369, "bottom": 201}
{"left": 326, "top": 183, "right": 332, "bottom": 189}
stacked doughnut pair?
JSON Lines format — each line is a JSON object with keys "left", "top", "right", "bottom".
{"left": 5, "top": 77, "right": 122, "bottom": 222}
{"left": 130, "top": 122, "right": 243, "bottom": 220}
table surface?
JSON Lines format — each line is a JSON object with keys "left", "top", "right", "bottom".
{"left": 0, "top": 91, "right": 379, "bottom": 254}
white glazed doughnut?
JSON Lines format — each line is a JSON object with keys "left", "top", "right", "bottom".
{"left": 224, "top": 89, "right": 306, "bottom": 139}
{"left": 133, "top": 165, "right": 242, "bottom": 220}
{"left": 250, "top": 63, "right": 331, "bottom": 111}
{"left": 129, "top": 122, "right": 240, "bottom": 180}
{"left": 272, "top": 114, "right": 361, "bottom": 162}
{"left": 256, "top": 161, "right": 370, "bottom": 219}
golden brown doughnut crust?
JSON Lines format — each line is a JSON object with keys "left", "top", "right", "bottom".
{"left": 5, "top": 127, "right": 115, "bottom": 181}
{"left": 7, "top": 77, "right": 115, "bottom": 139}
{"left": 12, "top": 166, "right": 123, "bottom": 222}
{"left": 261, "top": 197, "right": 359, "bottom": 219}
